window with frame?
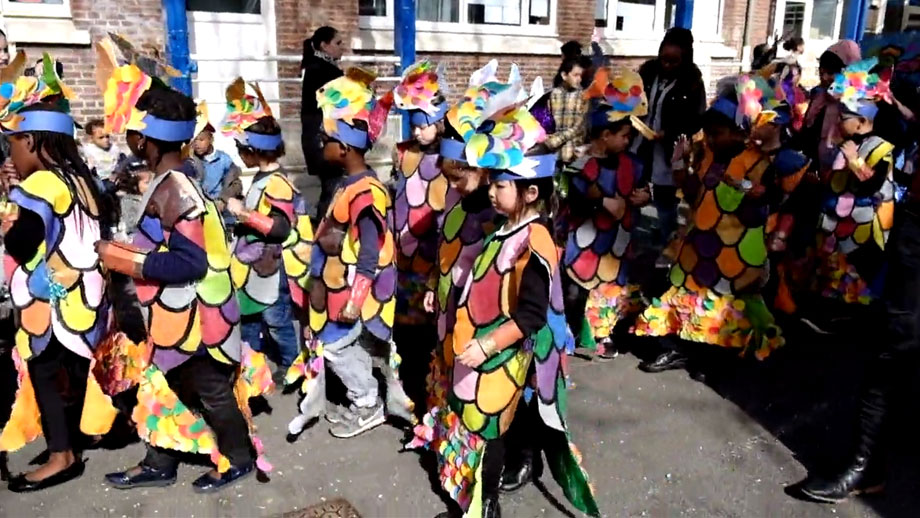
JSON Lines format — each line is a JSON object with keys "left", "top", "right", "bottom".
{"left": 358, "top": 0, "right": 552, "bottom": 32}
{"left": 1, "top": 0, "right": 72, "bottom": 18}
{"left": 595, "top": 0, "right": 691, "bottom": 37}
{"left": 782, "top": 0, "right": 806, "bottom": 37}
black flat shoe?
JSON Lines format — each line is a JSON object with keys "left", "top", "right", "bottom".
{"left": 500, "top": 461, "right": 533, "bottom": 493}
{"left": 638, "top": 350, "right": 688, "bottom": 373}
{"left": 191, "top": 462, "right": 254, "bottom": 494}
{"left": 105, "top": 465, "right": 177, "bottom": 489}
{"left": 8, "top": 460, "right": 85, "bottom": 493}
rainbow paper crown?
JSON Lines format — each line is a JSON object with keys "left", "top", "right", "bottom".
{"left": 829, "top": 57, "right": 890, "bottom": 120}
{"left": 708, "top": 74, "right": 789, "bottom": 130}
{"left": 221, "top": 77, "right": 281, "bottom": 151}
{"left": 394, "top": 60, "right": 449, "bottom": 127}
{"left": 0, "top": 53, "right": 76, "bottom": 135}
{"left": 584, "top": 66, "right": 655, "bottom": 140}
{"left": 317, "top": 67, "right": 393, "bottom": 150}
{"left": 446, "top": 60, "right": 550, "bottom": 180}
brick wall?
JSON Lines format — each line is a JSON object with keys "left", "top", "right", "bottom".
{"left": 721, "top": 0, "right": 775, "bottom": 60}
{"left": 12, "top": 0, "right": 164, "bottom": 125}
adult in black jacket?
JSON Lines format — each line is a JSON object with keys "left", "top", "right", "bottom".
{"left": 634, "top": 28, "right": 707, "bottom": 253}
{"left": 301, "top": 26, "right": 344, "bottom": 221}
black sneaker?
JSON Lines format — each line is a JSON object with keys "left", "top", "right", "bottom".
{"left": 594, "top": 340, "right": 618, "bottom": 362}
{"left": 329, "top": 402, "right": 385, "bottom": 438}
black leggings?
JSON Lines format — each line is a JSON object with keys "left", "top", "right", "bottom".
{"left": 28, "top": 338, "right": 89, "bottom": 453}
{"left": 142, "top": 355, "right": 254, "bottom": 471}
{"left": 479, "top": 399, "right": 539, "bottom": 500}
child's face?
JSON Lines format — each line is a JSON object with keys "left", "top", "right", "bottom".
{"left": 443, "top": 159, "right": 487, "bottom": 197}
{"left": 562, "top": 65, "right": 584, "bottom": 90}
{"left": 8, "top": 134, "right": 41, "bottom": 178}
{"left": 751, "top": 122, "right": 781, "bottom": 146}
{"left": 322, "top": 136, "right": 346, "bottom": 166}
{"left": 705, "top": 124, "right": 743, "bottom": 155}
{"left": 488, "top": 179, "right": 518, "bottom": 216}
{"left": 839, "top": 114, "right": 870, "bottom": 138}
{"left": 236, "top": 144, "right": 259, "bottom": 168}
{"left": 819, "top": 67, "right": 836, "bottom": 88}
{"left": 412, "top": 123, "right": 439, "bottom": 146}
{"left": 193, "top": 131, "right": 213, "bottom": 156}
{"left": 126, "top": 131, "right": 144, "bottom": 159}
{"left": 91, "top": 126, "right": 112, "bottom": 151}
{"left": 603, "top": 125, "right": 633, "bottom": 155}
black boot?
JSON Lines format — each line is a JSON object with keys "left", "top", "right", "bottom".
{"left": 482, "top": 495, "right": 502, "bottom": 518}
{"left": 500, "top": 459, "right": 532, "bottom": 493}
{"left": 799, "top": 455, "right": 885, "bottom": 503}
{"left": 638, "top": 349, "right": 688, "bottom": 373}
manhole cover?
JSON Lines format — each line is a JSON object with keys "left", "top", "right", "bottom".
{"left": 279, "top": 498, "right": 361, "bottom": 518}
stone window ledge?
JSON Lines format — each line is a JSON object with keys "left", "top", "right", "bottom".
{"left": 5, "top": 17, "right": 91, "bottom": 46}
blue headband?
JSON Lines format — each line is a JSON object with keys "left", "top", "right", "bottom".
{"left": 439, "top": 138, "right": 467, "bottom": 163}
{"left": 709, "top": 97, "right": 740, "bottom": 125}
{"left": 140, "top": 114, "right": 196, "bottom": 142}
{"left": 327, "top": 119, "right": 370, "bottom": 150}
{"left": 842, "top": 101, "right": 879, "bottom": 121}
{"left": 409, "top": 102, "right": 449, "bottom": 127}
{"left": 6, "top": 110, "right": 75, "bottom": 135}
{"left": 244, "top": 130, "right": 283, "bottom": 152}
{"left": 489, "top": 153, "right": 557, "bottom": 181}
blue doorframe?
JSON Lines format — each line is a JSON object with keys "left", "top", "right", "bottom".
{"left": 163, "top": 0, "right": 194, "bottom": 95}
{"left": 674, "top": 0, "right": 695, "bottom": 29}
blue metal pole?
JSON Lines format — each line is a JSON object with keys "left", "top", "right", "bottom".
{"left": 842, "top": 0, "right": 868, "bottom": 41}
{"left": 163, "top": 0, "right": 193, "bottom": 95}
{"left": 674, "top": 0, "right": 694, "bottom": 29}
{"left": 394, "top": 0, "right": 416, "bottom": 140}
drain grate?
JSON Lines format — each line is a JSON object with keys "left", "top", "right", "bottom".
{"left": 280, "top": 498, "right": 361, "bottom": 518}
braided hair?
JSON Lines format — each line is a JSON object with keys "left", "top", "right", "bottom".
{"left": 16, "top": 103, "right": 113, "bottom": 234}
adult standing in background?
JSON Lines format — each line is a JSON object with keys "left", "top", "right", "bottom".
{"left": 300, "top": 26, "right": 344, "bottom": 221}
{"left": 634, "top": 28, "right": 707, "bottom": 260}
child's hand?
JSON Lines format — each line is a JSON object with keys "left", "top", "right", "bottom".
{"left": 0, "top": 159, "right": 19, "bottom": 194}
{"left": 841, "top": 141, "right": 859, "bottom": 162}
{"left": 226, "top": 198, "right": 244, "bottom": 216}
{"left": 602, "top": 196, "right": 626, "bottom": 219}
{"left": 628, "top": 187, "right": 651, "bottom": 206}
{"left": 671, "top": 134, "right": 691, "bottom": 165}
{"left": 423, "top": 290, "right": 436, "bottom": 313}
{"left": 457, "top": 340, "right": 488, "bottom": 369}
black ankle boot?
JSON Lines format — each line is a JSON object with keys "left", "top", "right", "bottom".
{"left": 799, "top": 456, "right": 885, "bottom": 503}
{"left": 482, "top": 495, "right": 502, "bottom": 518}
{"left": 500, "top": 460, "right": 532, "bottom": 493}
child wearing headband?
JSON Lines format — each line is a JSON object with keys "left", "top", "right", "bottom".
{"left": 222, "top": 78, "right": 312, "bottom": 381}
{"left": 287, "top": 68, "right": 414, "bottom": 439}
{"left": 390, "top": 60, "right": 458, "bottom": 414}
{"left": 424, "top": 67, "right": 598, "bottom": 518}
{"left": 97, "top": 59, "right": 269, "bottom": 493}
{"left": 1, "top": 55, "right": 114, "bottom": 493}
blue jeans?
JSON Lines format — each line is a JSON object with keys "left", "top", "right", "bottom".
{"left": 240, "top": 274, "right": 299, "bottom": 368}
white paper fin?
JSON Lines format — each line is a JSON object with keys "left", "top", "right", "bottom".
{"left": 470, "top": 59, "right": 499, "bottom": 86}
{"left": 508, "top": 63, "right": 521, "bottom": 87}
{"left": 526, "top": 77, "right": 545, "bottom": 110}
{"left": 435, "top": 62, "right": 450, "bottom": 98}
{"left": 478, "top": 82, "right": 524, "bottom": 123}
{"left": 509, "top": 157, "right": 540, "bottom": 178}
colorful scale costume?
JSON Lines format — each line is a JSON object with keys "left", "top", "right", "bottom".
{"left": 0, "top": 60, "right": 117, "bottom": 452}
{"left": 816, "top": 59, "right": 895, "bottom": 304}
{"left": 222, "top": 78, "right": 313, "bottom": 313}
{"left": 287, "top": 68, "right": 413, "bottom": 433}
{"left": 636, "top": 76, "right": 807, "bottom": 360}
{"left": 99, "top": 47, "right": 272, "bottom": 471}
{"left": 392, "top": 61, "right": 459, "bottom": 324}
{"left": 561, "top": 67, "right": 651, "bottom": 346}
{"left": 409, "top": 65, "right": 597, "bottom": 518}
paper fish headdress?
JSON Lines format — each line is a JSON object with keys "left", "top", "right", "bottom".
{"left": 829, "top": 57, "right": 890, "bottom": 120}
{"left": 317, "top": 67, "right": 393, "bottom": 150}
{"left": 0, "top": 53, "right": 77, "bottom": 135}
{"left": 221, "top": 77, "right": 281, "bottom": 151}
{"left": 446, "top": 60, "right": 551, "bottom": 180}
{"left": 101, "top": 34, "right": 195, "bottom": 142}
{"left": 394, "top": 60, "right": 449, "bottom": 127}
{"left": 584, "top": 66, "right": 655, "bottom": 140}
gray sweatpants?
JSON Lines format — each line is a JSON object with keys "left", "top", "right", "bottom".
{"left": 324, "top": 324, "right": 378, "bottom": 408}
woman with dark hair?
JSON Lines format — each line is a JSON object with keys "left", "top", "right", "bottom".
{"left": 634, "top": 28, "right": 706, "bottom": 259}
{"left": 301, "top": 25, "right": 345, "bottom": 221}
